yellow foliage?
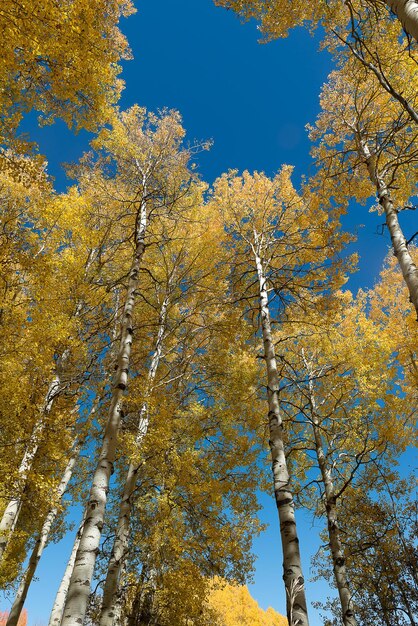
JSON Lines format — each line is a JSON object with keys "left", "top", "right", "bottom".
{"left": 205, "top": 577, "right": 287, "bottom": 626}
{"left": 0, "top": 0, "right": 134, "bottom": 136}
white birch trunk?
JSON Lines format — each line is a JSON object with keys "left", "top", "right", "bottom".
{"left": 49, "top": 513, "right": 86, "bottom": 626}
{"left": 6, "top": 442, "right": 81, "bottom": 626}
{"left": 386, "top": 0, "right": 418, "bottom": 42}
{"left": 253, "top": 241, "right": 309, "bottom": 626}
{"left": 303, "top": 358, "right": 357, "bottom": 626}
{"left": 359, "top": 140, "right": 418, "bottom": 319}
{"left": 99, "top": 291, "right": 170, "bottom": 626}
{"left": 0, "top": 351, "right": 68, "bottom": 560}
{"left": 60, "top": 200, "right": 147, "bottom": 626}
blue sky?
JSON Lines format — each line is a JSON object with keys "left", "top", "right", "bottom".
{"left": 4, "top": 1, "right": 416, "bottom": 624}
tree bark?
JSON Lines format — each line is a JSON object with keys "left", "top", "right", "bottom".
{"left": 253, "top": 239, "right": 309, "bottom": 626}
{"left": 6, "top": 442, "right": 81, "bottom": 626}
{"left": 303, "top": 355, "right": 357, "bottom": 626}
{"left": 48, "top": 513, "right": 86, "bottom": 626}
{"left": 360, "top": 139, "right": 418, "bottom": 319}
{"left": 60, "top": 199, "right": 147, "bottom": 626}
{"left": 105, "top": 561, "right": 127, "bottom": 626}
{"left": 99, "top": 290, "right": 170, "bottom": 626}
{"left": 385, "top": 0, "right": 418, "bottom": 42}
{"left": 0, "top": 351, "right": 68, "bottom": 560}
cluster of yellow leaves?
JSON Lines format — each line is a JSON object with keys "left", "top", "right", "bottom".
{"left": 210, "top": 167, "right": 353, "bottom": 314}
{"left": 367, "top": 248, "right": 418, "bottom": 394}
{"left": 206, "top": 577, "right": 287, "bottom": 626}
{"left": 0, "top": 0, "right": 134, "bottom": 134}
{"left": 214, "top": 0, "right": 398, "bottom": 43}
{"left": 214, "top": 0, "right": 330, "bottom": 39}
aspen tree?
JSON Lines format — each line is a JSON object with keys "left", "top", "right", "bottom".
{"left": 60, "top": 107, "right": 201, "bottom": 626}
{"left": 101, "top": 223, "right": 222, "bottom": 624}
{"left": 300, "top": 350, "right": 357, "bottom": 626}
{"left": 276, "top": 290, "right": 415, "bottom": 626}
{"left": 5, "top": 387, "right": 103, "bottom": 623}
{"left": 313, "top": 468, "right": 417, "bottom": 625}
{"left": 309, "top": 61, "right": 418, "bottom": 317}
{"left": 277, "top": 305, "right": 391, "bottom": 625}
{"left": 0, "top": 352, "right": 69, "bottom": 561}
{"left": 100, "top": 263, "right": 203, "bottom": 618}
{"left": 96, "top": 181, "right": 229, "bottom": 624}
{"left": 210, "top": 168, "right": 350, "bottom": 625}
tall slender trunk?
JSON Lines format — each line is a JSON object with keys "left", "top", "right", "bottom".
{"left": 359, "top": 139, "right": 418, "bottom": 318}
{"left": 253, "top": 239, "right": 309, "bottom": 626}
{"left": 60, "top": 201, "right": 147, "bottom": 626}
{"left": 0, "top": 351, "right": 68, "bottom": 560}
{"left": 385, "top": 0, "right": 418, "bottom": 43}
{"left": 6, "top": 442, "right": 82, "bottom": 626}
{"left": 106, "top": 561, "right": 127, "bottom": 626}
{"left": 302, "top": 356, "right": 357, "bottom": 626}
{"left": 48, "top": 513, "right": 87, "bottom": 626}
{"left": 99, "top": 290, "right": 170, "bottom": 626}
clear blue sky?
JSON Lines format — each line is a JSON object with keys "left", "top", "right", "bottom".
{"left": 3, "top": 1, "right": 416, "bottom": 625}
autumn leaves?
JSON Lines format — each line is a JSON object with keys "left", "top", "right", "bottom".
{"left": 0, "top": 2, "right": 417, "bottom": 626}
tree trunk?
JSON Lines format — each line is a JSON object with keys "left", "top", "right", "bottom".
{"left": 60, "top": 201, "right": 147, "bottom": 626}
{"left": 253, "top": 240, "right": 309, "bottom": 626}
{"left": 385, "top": 0, "right": 418, "bottom": 42}
{"left": 106, "top": 561, "right": 127, "bottom": 626}
{"left": 303, "top": 356, "right": 357, "bottom": 626}
{"left": 6, "top": 442, "right": 81, "bottom": 626}
{"left": 0, "top": 351, "right": 68, "bottom": 560}
{"left": 360, "top": 139, "right": 418, "bottom": 319}
{"left": 48, "top": 513, "right": 86, "bottom": 626}
{"left": 99, "top": 290, "right": 170, "bottom": 626}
